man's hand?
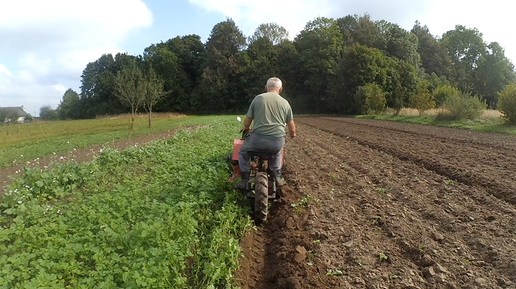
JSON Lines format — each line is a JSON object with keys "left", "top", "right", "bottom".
{"left": 240, "top": 126, "right": 251, "bottom": 133}
{"left": 240, "top": 116, "right": 253, "bottom": 134}
{"left": 287, "top": 120, "right": 296, "bottom": 138}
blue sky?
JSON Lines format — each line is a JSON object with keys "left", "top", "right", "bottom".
{"left": 119, "top": 0, "right": 224, "bottom": 55}
{"left": 1, "top": 0, "right": 515, "bottom": 116}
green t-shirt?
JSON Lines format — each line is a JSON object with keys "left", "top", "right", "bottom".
{"left": 246, "top": 92, "right": 293, "bottom": 137}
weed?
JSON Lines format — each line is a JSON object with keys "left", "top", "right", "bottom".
{"left": 326, "top": 269, "right": 343, "bottom": 276}
{"left": 307, "top": 250, "right": 317, "bottom": 266}
{"left": 379, "top": 253, "right": 389, "bottom": 262}
{"left": 291, "top": 194, "right": 319, "bottom": 208}
{"left": 313, "top": 239, "right": 321, "bottom": 245}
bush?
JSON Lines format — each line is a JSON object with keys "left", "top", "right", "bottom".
{"left": 354, "top": 83, "right": 387, "bottom": 115}
{"left": 411, "top": 81, "right": 436, "bottom": 115}
{"left": 433, "top": 85, "right": 461, "bottom": 107}
{"left": 498, "top": 83, "right": 516, "bottom": 124}
{"left": 442, "top": 91, "right": 487, "bottom": 120}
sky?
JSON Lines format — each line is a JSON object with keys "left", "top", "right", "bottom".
{"left": 0, "top": 0, "right": 514, "bottom": 116}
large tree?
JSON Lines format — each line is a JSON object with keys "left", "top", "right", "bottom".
{"left": 248, "top": 23, "right": 289, "bottom": 45}
{"left": 294, "top": 17, "right": 343, "bottom": 113}
{"left": 144, "top": 44, "right": 185, "bottom": 112}
{"left": 441, "top": 25, "right": 486, "bottom": 91}
{"left": 242, "top": 37, "right": 280, "bottom": 102}
{"left": 474, "top": 42, "right": 515, "bottom": 107}
{"left": 329, "top": 44, "right": 389, "bottom": 113}
{"left": 144, "top": 35, "right": 205, "bottom": 112}
{"left": 380, "top": 23, "right": 421, "bottom": 69}
{"left": 79, "top": 54, "right": 120, "bottom": 118}
{"left": 337, "top": 14, "right": 384, "bottom": 49}
{"left": 195, "top": 18, "right": 247, "bottom": 113}
{"left": 39, "top": 106, "right": 59, "bottom": 121}
{"left": 412, "top": 21, "right": 453, "bottom": 79}
{"left": 330, "top": 44, "right": 417, "bottom": 113}
{"left": 58, "top": 88, "right": 80, "bottom": 120}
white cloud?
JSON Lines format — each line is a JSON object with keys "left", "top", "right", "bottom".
{"left": 0, "top": 0, "right": 152, "bottom": 115}
{"left": 0, "top": 0, "right": 152, "bottom": 52}
{"left": 0, "top": 65, "right": 12, "bottom": 77}
{"left": 188, "top": 0, "right": 334, "bottom": 37}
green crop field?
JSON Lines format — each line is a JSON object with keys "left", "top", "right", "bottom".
{"left": 0, "top": 114, "right": 224, "bottom": 168}
{"left": 0, "top": 117, "right": 252, "bottom": 288}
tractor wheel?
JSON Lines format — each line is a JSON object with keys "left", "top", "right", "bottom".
{"left": 254, "top": 172, "right": 269, "bottom": 224}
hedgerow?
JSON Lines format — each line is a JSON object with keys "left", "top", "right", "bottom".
{"left": 498, "top": 83, "right": 516, "bottom": 124}
{"left": 0, "top": 118, "right": 251, "bottom": 288}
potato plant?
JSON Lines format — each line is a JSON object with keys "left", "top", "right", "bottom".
{"left": 0, "top": 118, "right": 251, "bottom": 288}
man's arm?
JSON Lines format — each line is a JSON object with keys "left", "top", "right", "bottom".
{"left": 287, "top": 120, "right": 296, "bottom": 138}
{"left": 242, "top": 116, "right": 253, "bottom": 131}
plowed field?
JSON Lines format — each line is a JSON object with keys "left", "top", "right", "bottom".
{"left": 235, "top": 117, "right": 516, "bottom": 289}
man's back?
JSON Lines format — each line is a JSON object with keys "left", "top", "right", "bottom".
{"left": 246, "top": 92, "right": 293, "bottom": 137}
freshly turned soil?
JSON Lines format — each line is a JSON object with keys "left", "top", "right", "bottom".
{"left": 235, "top": 117, "right": 516, "bottom": 289}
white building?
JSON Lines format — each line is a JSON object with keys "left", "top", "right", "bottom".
{"left": 0, "top": 106, "right": 30, "bottom": 123}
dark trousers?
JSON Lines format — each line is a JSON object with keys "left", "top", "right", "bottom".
{"left": 238, "top": 133, "right": 285, "bottom": 176}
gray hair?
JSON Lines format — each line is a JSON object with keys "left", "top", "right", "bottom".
{"left": 266, "top": 77, "right": 282, "bottom": 90}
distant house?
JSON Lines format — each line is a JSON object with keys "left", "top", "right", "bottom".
{"left": 0, "top": 106, "right": 30, "bottom": 123}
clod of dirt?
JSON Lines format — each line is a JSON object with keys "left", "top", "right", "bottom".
{"left": 294, "top": 245, "right": 307, "bottom": 263}
{"left": 342, "top": 240, "right": 353, "bottom": 248}
{"left": 420, "top": 254, "right": 435, "bottom": 267}
{"left": 422, "top": 266, "right": 436, "bottom": 279}
{"left": 475, "top": 277, "right": 487, "bottom": 287}
{"left": 434, "top": 263, "right": 449, "bottom": 274}
{"left": 433, "top": 232, "right": 445, "bottom": 242}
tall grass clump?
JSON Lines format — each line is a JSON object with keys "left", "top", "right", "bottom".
{"left": 498, "top": 83, "right": 516, "bottom": 124}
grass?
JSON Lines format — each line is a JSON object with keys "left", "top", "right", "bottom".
{"left": 0, "top": 117, "right": 252, "bottom": 288}
{"left": 357, "top": 109, "right": 516, "bottom": 136}
{"left": 0, "top": 114, "right": 236, "bottom": 168}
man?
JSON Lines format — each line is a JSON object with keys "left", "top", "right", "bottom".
{"left": 237, "top": 77, "right": 296, "bottom": 190}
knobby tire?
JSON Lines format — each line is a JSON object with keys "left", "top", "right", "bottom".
{"left": 254, "top": 172, "right": 268, "bottom": 224}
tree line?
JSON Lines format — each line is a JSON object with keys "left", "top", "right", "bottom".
{"left": 43, "top": 14, "right": 515, "bottom": 121}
